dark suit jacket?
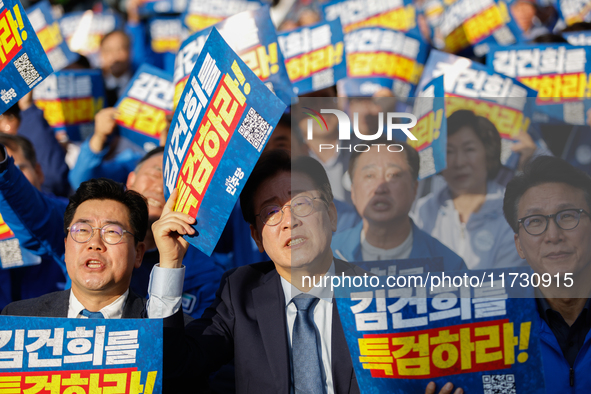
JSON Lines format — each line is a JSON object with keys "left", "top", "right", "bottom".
{"left": 1, "top": 289, "right": 147, "bottom": 318}
{"left": 164, "top": 259, "right": 362, "bottom": 394}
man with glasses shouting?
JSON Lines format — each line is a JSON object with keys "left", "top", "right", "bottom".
{"left": 148, "top": 150, "right": 365, "bottom": 393}
{"left": 502, "top": 155, "right": 591, "bottom": 393}
{"left": 2, "top": 178, "right": 149, "bottom": 318}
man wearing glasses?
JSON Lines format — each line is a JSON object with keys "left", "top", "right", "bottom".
{"left": 503, "top": 155, "right": 591, "bottom": 392}
{"left": 148, "top": 150, "right": 365, "bottom": 393}
{"left": 2, "top": 178, "right": 149, "bottom": 318}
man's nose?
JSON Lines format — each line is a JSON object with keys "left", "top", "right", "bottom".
{"left": 87, "top": 229, "right": 105, "bottom": 250}
{"left": 282, "top": 205, "right": 301, "bottom": 230}
{"left": 543, "top": 219, "right": 564, "bottom": 243}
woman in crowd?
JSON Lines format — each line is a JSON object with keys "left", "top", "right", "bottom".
{"left": 412, "top": 110, "right": 525, "bottom": 269}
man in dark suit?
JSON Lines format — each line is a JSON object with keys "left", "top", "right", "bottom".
{"left": 2, "top": 177, "right": 148, "bottom": 319}
{"left": 148, "top": 150, "right": 362, "bottom": 393}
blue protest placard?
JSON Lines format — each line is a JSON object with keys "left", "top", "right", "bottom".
{"left": 149, "top": 16, "right": 183, "bottom": 55}
{"left": 0, "top": 0, "right": 53, "bottom": 115}
{"left": 25, "top": 0, "right": 77, "bottom": 71}
{"left": 563, "top": 30, "right": 591, "bottom": 46}
{"left": 337, "top": 27, "right": 429, "bottom": 98}
{"left": 0, "top": 316, "right": 163, "bottom": 393}
{"left": 418, "top": 49, "right": 537, "bottom": 170}
{"left": 0, "top": 214, "right": 41, "bottom": 270}
{"left": 139, "top": 0, "right": 187, "bottom": 16}
{"left": 487, "top": 43, "right": 591, "bottom": 126}
{"left": 438, "top": 0, "right": 523, "bottom": 57}
{"left": 181, "top": 0, "right": 262, "bottom": 34}
{"left": 278, "top": 19, "right": 347, "bottom": 95}
{"left": 163, "top": 27, "right": 286, "bottom": 256}
{"left": 33, "top": 69, "right": 106, "bottom": 142}
{"left": 556, "top": 0, "right": 591, "bottom": 26}
{"left": 321, "top": 0, "right": 420, "bottom": 37}
{"left": 58, "top": 11, "right": 124, "bottom": 69}
{"left": 356, "top": 257, "right": 445, "bottom": 277}
{"left": 115, "top": 64, "right": 174, "bottom": 151}
{"left": 334, "top": 266, "right": 545, "bottom": 394}
{"left": 173, "top": 6, "right": 295, "bottom": 108}
{"left": 408, "top": 75, "right": 447, "bottom": 180}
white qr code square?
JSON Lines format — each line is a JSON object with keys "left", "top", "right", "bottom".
{"left": 14, "top": 53, "right": 41, "bottom": 87}
{"left": 0, "top": 238, "right": 24, "bottom": 269}
{"left": 238, "top": 107, "right": 273, "bottom": 152}
{"left": 482, "top": 374, "right": 516, "bottom": 394}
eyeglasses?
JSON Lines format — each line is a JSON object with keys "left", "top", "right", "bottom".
{"left": 256, "top": 196, "right": 326, "bottom": 226}
{"left": 67, "top": 222, "right": 135, "bottom": 245}
{"left": 518, "top": 209, "right": 589, "bottom": 236}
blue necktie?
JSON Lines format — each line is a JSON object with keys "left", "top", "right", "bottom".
{"left": 292, "top": 296, "right": 324, "bottom": 394}
{"left": 81, "top": 309, "right": 104, "bottom": 319}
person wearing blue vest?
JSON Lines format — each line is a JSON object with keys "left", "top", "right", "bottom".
{"left": 331, "top": 139, "right": 466, "bottom": 271}
{"left": 503, "top": 156, "right": 591, "bottom": 393}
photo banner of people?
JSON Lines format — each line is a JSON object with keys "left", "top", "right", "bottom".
{"left": 0, "top": 316, "right": 163, "bottom": 393}
{"left": 25, "top": 0, "right": 78, "bottom": 72}
{"left": 0, "top": 0, "right": 53, "bottom": 115}
{"left": 33, "top": 69, "right": 106, "bottom": 142}
{"left": 115, "top": 63, "right": 174, "bottom": 151}
{"left": 335, "top": 266, "right": 546, "bottom": 394}
{"left": 163, "top": 27, "right": 286, "bottom": 256}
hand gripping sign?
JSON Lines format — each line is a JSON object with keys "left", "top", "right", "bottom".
{"left": 163, "top": 28, "right": 286, "bottom": 256}
{"left": 115, "top": 64, "right": 174, "bottom": 151}
{"left": 0, "top": 316, "right": 163, "bottom": 394}
{"left": 334, "top": 266, "right": 545, "bottom": 394}
{"left": 0, "top": 0, "right": 53, "bottom": 115}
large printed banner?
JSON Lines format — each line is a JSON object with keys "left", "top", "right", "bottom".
{"left": 417, "top": 50, "right": 536, "bottom": 169}
{"left": 115, "top": 64, "right": 173, "bottom": 151}
{"left": 335, "top": 267, "right": 545, "bottom": 393}
{"left": 487, "top": 43, "right": 591, "bottom": 126}
{"left": 59, "top": 11, "right": 124, "bottom": 68}
{"left": 0, "top": 0, "right": 53, "bottom": 115}
{"left": 163, "top": 28, "right": 286, "bottom": 256}
{"left": 278, "top": 19, "right": 346, "bottom": 96}
{"left": 149, "top": 17, "right": 183, "bottom": 55}
{"left": 439, "top": 0, "right": 522, "bottom": 57}
{"left": 556, "top": 0, "right": 591, "bottom": 26}
{"left": 338, "top": 27, "right": 428, "bottom": 98}
{"left": 26, "top": 0, "right": 78, "bottom": 71}
{"left": 408, "top": 75, "right": 447, "bottom": 180}
{"left": 33, "top": 69, "right": 106, "bottom": 142}
{"left": 173, "top": 6, "right": 295, "bottom": 108}
{"left": 0, "top": 214, "right": 41, "bottom": 270}
{"left": 321, "top": 0, "right": 420, "bottom": 36}
{"left": 181, "top": 0, "right": 262, "bottom": 34}
{"left": 0, "top": 316, "right": 163, "bottom": 393}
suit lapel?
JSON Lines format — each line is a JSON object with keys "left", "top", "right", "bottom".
{"left": 252, "top": 270, "right": 291, "bottom": 393}
{"left": 51, "top": 290, "right": 70, "bottom": 317}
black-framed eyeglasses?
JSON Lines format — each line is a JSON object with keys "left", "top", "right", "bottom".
{"left": 518, "top": 209, "right": 589, "bottom": 236}
{"left": 67, "top": 222, "right": 136, "bottom": 245}
{"left": 256, "top": 196, "right": 326, "bottom": 226}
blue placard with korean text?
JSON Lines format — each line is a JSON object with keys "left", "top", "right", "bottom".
{"left": 32, "top": 69, "right": 106, "bottom": 142}
{"left": 408, "top": 75, "right": 447, "bottom": 180}
{"left": 0, "top": 316, "right": 162, "bottom": 393}
{"left": 0, "top": 0, "right": 53, "bottom": 115}
{"left": 115, "top": 64, "right": 174, "bottom": 151}
{"left": 356, "top": 257, "right": 444, "bottom": 277}
{"left": 149, "top": 16, "right": 183, "bottom": 55}
{"left": 278, "top": 19, "right": 347, "bottom": 96}
{"left": 563, "top": 30, "right": 591, "bottom": 47}
{"left": 140, "top": 0, "right": 187, "bottom": 16}
{"left": 0, "top": 214, "right": 41, "bottom": 270}
{"left": 163, "top": 28, "right": 286, "bottom": 256}
{"left": 334, "top": 266, "right": 545, "bottom": 394}
{"left": 556, "top": 0, "right": 591, "bottom": 26}
{"left": 181, "top": 0, "right": 262, "bottom": 34}
{"left": 26, "top": 0, "right": 78, "bottom": 71}
{"left": 487, "top": 43, "right": 591, "bottom": 126}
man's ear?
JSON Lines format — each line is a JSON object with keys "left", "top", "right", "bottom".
{"left": 328, "top": 201, "right": 338, "bottom": 232}
{"left": 514, "top": 233, "right": 526, "bottom": 259}
{"left": 250, "top": 224, "right": 265, "bottom": 253}
{"left": 134, "top": 242, "right": 146, "bottom": 269}
{"left": 126, "top": 171, "right": 136, "bottom": 189}
{"left": 35, "top": 163, "right": 45, "bottom": 186}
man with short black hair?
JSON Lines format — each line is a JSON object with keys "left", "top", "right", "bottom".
{"left": 2, "top": 178, "right": 148, "bottom": 318}
{"left": 503, "top": 155, "right": 591, "bottom": 392}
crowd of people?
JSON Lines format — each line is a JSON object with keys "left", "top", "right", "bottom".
{"left": 0, "top": 0, "right": 590, "bottom": 393}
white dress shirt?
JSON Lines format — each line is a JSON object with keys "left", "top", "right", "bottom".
{"left": 67, "top": 289, "right": 129, "bottom": 319}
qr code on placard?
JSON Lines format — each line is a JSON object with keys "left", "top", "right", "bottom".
{"left": 0, "top": 238, "right": 24, "bottom": 269}
{"left": 238, "top": 107, "right": 273, "bottom": 152}
{"left": 14, "top": 53, "right": 41, "bottom": 87}
{"left": 482, "top": 374, "right": 516, "bottom": 394}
